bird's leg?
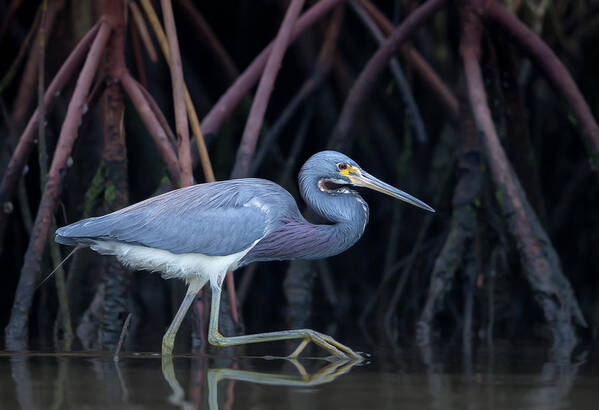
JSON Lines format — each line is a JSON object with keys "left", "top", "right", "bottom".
{"left": 207, "top": 283, "right": 361, "bottom": 360}
{"left": 162, "top": 277, "right": 207, "bottom": 356}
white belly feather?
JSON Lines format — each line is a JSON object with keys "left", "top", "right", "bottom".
{"left": 90, "top": 239, "right": 259, "bottom": 285}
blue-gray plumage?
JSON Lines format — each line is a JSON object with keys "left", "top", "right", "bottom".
{"left": 56, "top": 150, "right": 434, "bottom": 359}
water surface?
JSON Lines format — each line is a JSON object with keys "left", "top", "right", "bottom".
{"left": 1, "top": 343, "right": 598, "bottom": 409}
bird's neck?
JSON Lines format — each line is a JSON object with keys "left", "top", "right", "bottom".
{"left": 299, "top": 175, "right": 370, "bottom": 259}
{"left": 240, "top": 177, "right": 370, "bottom": 265}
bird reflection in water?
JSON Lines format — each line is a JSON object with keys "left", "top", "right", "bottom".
{"left": 161, "top": 355, "right": 361, "bottom": 410}
{"left": 1, "top": 346, "right": 593, "bottom": 409}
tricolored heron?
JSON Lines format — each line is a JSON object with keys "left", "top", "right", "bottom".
{"left": 56, "top": 151, "right": 434, "bottom": 359}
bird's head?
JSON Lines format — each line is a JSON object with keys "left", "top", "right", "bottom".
{"left": 301, "top": 151, "right": 435, "bottom": 212}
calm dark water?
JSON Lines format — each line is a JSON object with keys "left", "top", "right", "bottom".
{"left": 1, "top": 343, "right": 598, "bottom": 409}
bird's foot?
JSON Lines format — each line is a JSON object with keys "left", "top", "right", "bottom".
{"left": 288, "top": 330, "right": 362, "bottom": 361}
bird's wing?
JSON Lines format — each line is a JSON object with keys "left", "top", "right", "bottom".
{"left": 56, "top": 181, "right": 275, "bottom": 255}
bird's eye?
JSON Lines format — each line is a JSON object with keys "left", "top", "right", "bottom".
{"left": 337, "top": 163, "right": 348, "bottom": 171}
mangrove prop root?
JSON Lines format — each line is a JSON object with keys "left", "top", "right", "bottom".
{"left": 461, "top": 0, "right": 586, "bottom": 348}
{"left": 486, "top": 1, "right": 599, "bottom": 175}
{"left": 161, "top": 0, "right": 193, "bottom": 187}
{"left": 199, "top": 0, "right": 346, "bottom": 144}
{"left": 100, "top": 0, "right": 130, "bottom": 349}
{"left": 230, "top": 0, "right": 305, "bottom": 179}
{"left": 416, "top": 101, "right": 482, "bottom": 345}
{"left": 5, "top": 21, "right": 112, "bottom": 349}
{"left": 330, "top": 0, "right": 448, "bottom": 150}
{"left": 0, "top": 21, "right": 101, "bottom": 238}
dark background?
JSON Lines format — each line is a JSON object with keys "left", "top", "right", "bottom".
{"left": 1, "top": 0, "right": 598, "bottom": 354}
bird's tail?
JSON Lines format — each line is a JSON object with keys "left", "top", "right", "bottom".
{"left": 36, "top": 245, "right": 82, "bottom": 290}
{"left": 55, "top": 224, "right": 82, "bottom": 245}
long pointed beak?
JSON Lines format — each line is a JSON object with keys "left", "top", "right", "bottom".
{"left": 350, "top": 170, "right": 435, "bottom": 212}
